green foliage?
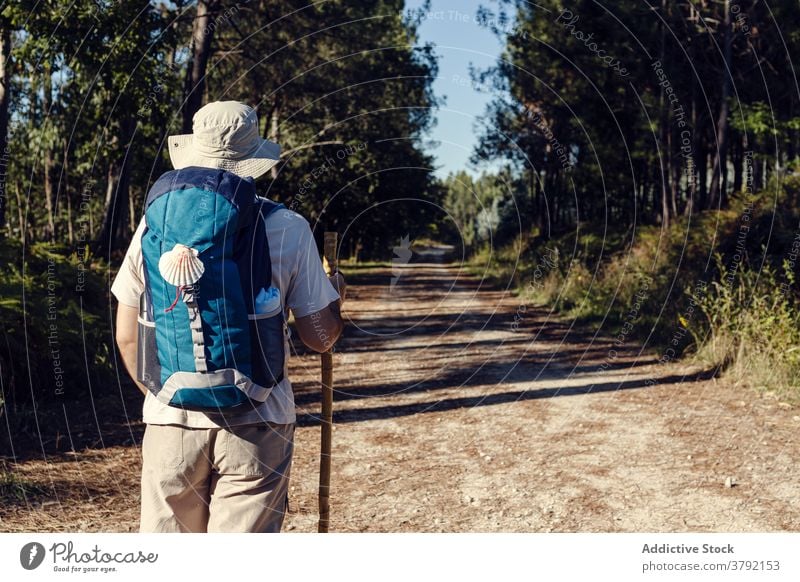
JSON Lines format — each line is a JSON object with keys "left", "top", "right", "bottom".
{"left": 0, "top": 1, "right": 447, "bottom": 454}
{"left": 475, "top": 175, "right": 800, "bottom": 399}
{"left": 730, "top": 102, "right": 781, "bottom": 137}
{"left": 4, "top": 0, "right": 179, "bottom": 246}
{"left": 0, "top": 468, "right": 45, "bottom": 503}
{"left": 474, "top": 0, "right": 800, "bottom": 227}
{"left": 442, "top": 168, "right": 532, "bottom": 251}
{"left": 3, "top": 1, "right": 442, "bottom": 258}
{"left": 691, "top": 255, "right": 800, "bottom": 399}
{"left": 0, "top": 240, "right": 115, "bottom": 415}
{"left": 208, "top": 0, "right": 443, "bottom": 259}
{"left": 442, "top": 170, "right": 481, "bottom": 248}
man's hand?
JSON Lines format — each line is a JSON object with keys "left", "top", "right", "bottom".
{"left": 115, "top": 303, "right": 149, "bottom": 396}
{"left": 295, "top": 272, "right": 345, "bottom": 353}
{"left": 295, "top": 303, "right": 344, "bottom": 353}
{"left": 328, "top": 271, "right": 346, "bottom": 304}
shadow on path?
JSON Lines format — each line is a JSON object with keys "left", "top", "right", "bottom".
{"left": 296, "top": 368, "right": 719, "bottom": 426}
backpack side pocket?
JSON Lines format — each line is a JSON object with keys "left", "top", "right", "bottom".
{"left": 249, "top": 310, "right": 286, "bottom": 389}
{"left": 137, "top": 291, "right": 162, "bottom": 396}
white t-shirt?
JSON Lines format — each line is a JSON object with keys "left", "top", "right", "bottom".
{"left": 110, "top": 205, "right": 340, "bottom": 428}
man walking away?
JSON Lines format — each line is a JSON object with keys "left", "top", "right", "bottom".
{"left": 112, "top": 101, "right": 346, "bottom": 533}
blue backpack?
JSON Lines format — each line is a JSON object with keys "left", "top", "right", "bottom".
{"left": 135, "top": 166, "right": 286, "bottom": 412}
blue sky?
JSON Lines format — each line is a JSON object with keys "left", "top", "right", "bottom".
{"left": 404, "top": 0, "right": 510, "bottom": 179}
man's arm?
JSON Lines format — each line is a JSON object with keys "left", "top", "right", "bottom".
{"left": 115, "top": 303, "right": 148, "bottom": 396}
{"left": 294, "top": 272, "right": 346, "bottom": 353}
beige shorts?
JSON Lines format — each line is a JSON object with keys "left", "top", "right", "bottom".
{"left": 139, "top": 422, "right": 295, "bottom": 533}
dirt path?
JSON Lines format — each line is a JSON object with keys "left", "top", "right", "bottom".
{"left": 2, "top": 254, "right": 799, "bottom": 532}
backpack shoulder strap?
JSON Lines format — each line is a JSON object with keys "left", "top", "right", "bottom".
{"left": 257, "top": 197, "right": 284, "bottom": 218}
{"left": 235, "top": 197, "right": 285, "bottom": 312}
{"left": 256, "top": 196, "right": 284, "bottom": 288}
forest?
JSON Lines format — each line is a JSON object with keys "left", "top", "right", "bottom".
{"left": 444, "top": 0, "right": 800, "bottom": 398}
{"left": 0, "top": 0, "right": 443, "bottom": 421}
{"left": 0, "top": 0, "right": 442, "bottom": 254}
{"left": 468, "top": 0, "right": 800, "bottom": 231}
{"left": 2, "top": 0, "right": 800, "bottom": 443}
{"left": 1, "top": 0, "right": 800, "bottom": 538}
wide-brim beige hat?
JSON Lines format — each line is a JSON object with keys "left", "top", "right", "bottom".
{"left": 168, "top": 101, "right": 281, "bottom": 179}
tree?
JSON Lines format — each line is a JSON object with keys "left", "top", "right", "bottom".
{"left": 474, "top": 0, "right": 800, "bottom": 232}
{"left": 208, "top": 0, "right": 443, "bottom": 257}
{"left": 0, "top": 22, "right": 9, "bottom": 238}
{"left": 182, "top": 0, "right": 221, "bottom": 132}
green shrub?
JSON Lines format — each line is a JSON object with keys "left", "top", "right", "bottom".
{"left": 690, "top": 255, "right": 800, "bottom": 399}
{"left": 0, "top": 240, "right": 116, "bottom": 420}
{"left": 473, "top": 176, "right": 800, "bottom": 400}
{"left": 0, "top": 467, "right": 46, "bottom": 503}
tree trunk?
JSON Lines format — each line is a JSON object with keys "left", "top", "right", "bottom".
{"left": 671, "top": 152, "right": 680, "bottom": 217}
{"left": 128, "top": 186, "right": 137, "bottom": 233}
{"left": 536, "top": 169, "right": 544, "bottom": 231}
{"left": 182, "top": 0, "right": 221, "bottom": 133}
{"left": 98, "top": 162, "right": 119, "bottom": 252}
{"left": 708, "top": 0, "right": 733, "bottom": 209}
{"left": 268, "top": 95, "right": 281, "bottom": 180}
{"left": 788, "top": 98, "right": 796, "bottom": 163}
{"left": 658, "top": 0, "right": 670, "bottom": 228}
{"left": 732, "top": 131, "right": 743, "bottom": 194}
{"left": 698, "top": 137, "right": 708, "bottom": 209}
{"left": 96, "top": 117, "right": 135, "bottom": 253}
{"left": 637, "top": 162, "right": 647, "bottom": 222}
{"left": 14, "top": 179, "right": 24, "bottom": 243}
{"left": 659, "top": 115, "right": 670, "bottom": 227}
{"left": 42, "top": 61, "right": 58, "bottom": 240}
{"left": 532, "top": 166, "right": 542, "bottom": 231}
{"left": 685, "top": 74, "right": 698, "bottom": 217}
{"left": 0, "top": 25, "right": 9, "bottom": 238}
{"left": 64, "top": 141, "right": 73, "bottom": 244}
{"left": 667, "top": 124, "right": 679, "bottom": 218}
{"left": 44, "top": 152, "right": 56, "bottom": 239}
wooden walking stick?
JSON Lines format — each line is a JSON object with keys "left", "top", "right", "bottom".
{"left": 318, "top": 231, "right": 337, "bottom": 532}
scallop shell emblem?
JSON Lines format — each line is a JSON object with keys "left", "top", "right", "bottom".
{"left": 158, "top": 244, "right": 205, "bottom": 287}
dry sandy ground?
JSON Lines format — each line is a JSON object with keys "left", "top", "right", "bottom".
{"left": 2, "top": 253, "right": 798, "bottom": 532}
